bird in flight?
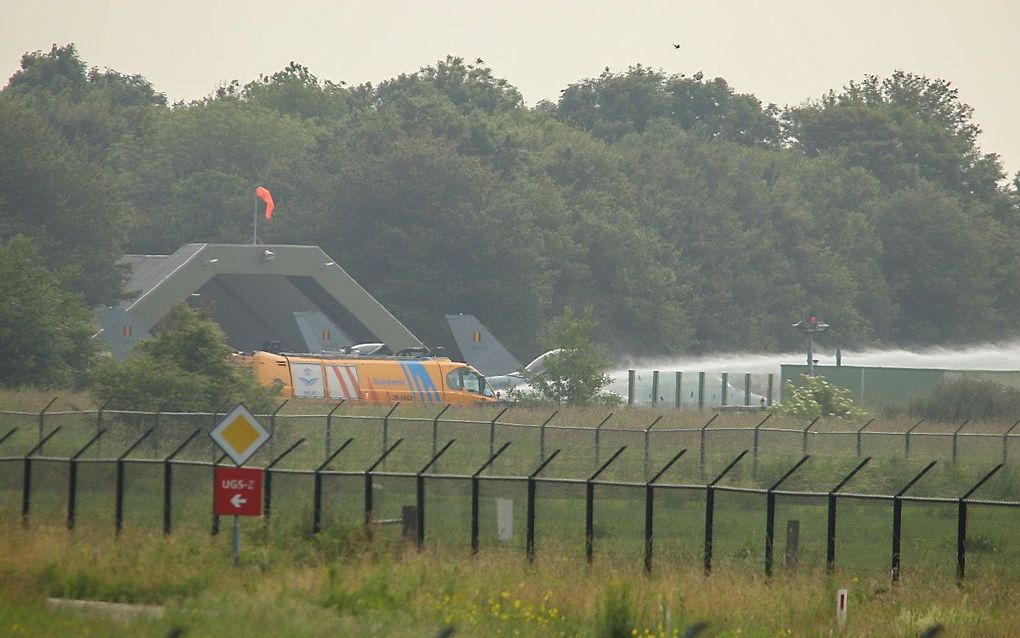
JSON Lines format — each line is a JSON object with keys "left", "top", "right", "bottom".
{"left": 673, "top": 43, "right": 682, "bottom": 49}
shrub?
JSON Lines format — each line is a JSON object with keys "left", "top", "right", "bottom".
{"left": 771, "top": 375, "right": 867, "bottom": 420}
{"left": 909, "top": 378, "right": 1020, "bottom": 421}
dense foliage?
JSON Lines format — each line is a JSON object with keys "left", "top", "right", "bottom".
{"left": 89, "top": 304, "right": 277, "bottom": 411}
{"left": 2, "top": 44, "right": 1020, "bottom": 382}
{"left": 909, "top": 378, "right": 1020, "bottom": 421}
{"left": 772, "top": 375, "right": 867, "bottom": 420}
{"left": 520, "top": 307, "right": 616, "bottom": 406}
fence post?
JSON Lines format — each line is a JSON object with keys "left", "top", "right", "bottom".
{"left": 431, "top": 404, "right": 451, "bottom": 459}
{"left": 526, "top": 450, "right": 560, "bottom": 561}
{"left": 698, "top": 372, "right": 706, "bottom": 410}
{"left": 364, "top": 439, "right": 403, "bottom": 528}
{"left": 37, "top": 396, "right": 58, "bottom": 452}
{"left": 586, "top": 446, "right": 627, "bottom": 563}
{"left": 488, "top": 407, "right": 508, "bottom": 460}
{"left": 704, "top": 450, "right": 748, "bottom": 576}
{"left": 325, "top": 400, "right": 345, "bottom": 460}
{"left": 539, "top": 411, "right": 558, "bottom": 464}
{"left": 381, "top": 402, "right": 400, "bottom": 464}
{"left": 417, "top": 440, "right": 456, "bottom": 550}
{"left": 720, "top": 373, "right": 728, "bottom": 407}
{"left": 313, "top": 437, "right": 353, "bottom": 534}
{"left": 594, "top": 413, "right": 613, "bottom": 467}
{"left": 892, "top": 461, "right": 937, "bottom": 582}
{"left": 752, "top": 413, "right": 773, "bottom": 476}
{"left": 802, "top": 417, "right": 820, "bottom": 456}
{"left": 827, "top": 457, "right": 871, "bottom": 571}
{"left": 1004, "top": 420, "right": 1020, "bottom": 465}
{"left": 0, "top": 428, "right": 17, "bottom": 450}
{"left": 115, "top": 428, "right": 153, "bottom": 536}
{"left": 262, "top": 438, "right": 306, "bottom": 520}
{"left": 856, "top": 418, "right": 876, "bottom": 457}
{"left": 627, "top": 370, "right": 635, "bottom": 407}
{"left": 210, "top": 452, "right": 227, "bottom": 536}
{"left": 152, "top": 401, "right": 170, "bottom": 458}
{"left": 675, "top": 372, "right": 683, "bottom": 409}
{"left": 643, "top": 416, "right": 663, "bottom": 480}
{"left": 163, "top": 429, "right": 201, "bottom": 535}
{"left": 652, "top": 371, "right": 660, "bottom": 405}
{"left": 765, "top": 456, "right": 810, "bottom": 577}
{"left": 269, "top": 400, "right": 289, "bottom": 460}
{"left": 698, "top": 414, "right": 719, "bottom": 480}
{"left": 67, "top": 429, "right": 106, "bottom": 529}
{"left": 767, "top": 373, "right": 774, "bottom": 406}
{"left": 471, "top": 442, "right": 511, "bottom": 554}
{"left": 951, "top": 419, "right": 970, "bottom": 465}
{"left": 22, "top": 427, "right": 62, "bottom": 528}
{"left": 744, "top": 373, "right": 752, "bottom": 406}
{"left": 95, "top": 396, "right": 114, "bottom": 456}
{"left": 957, "top": 463, "right": 1003, "bottom": 582}
{"left": 904, "top": 419, "right": 924, "bottom": 460}
{"left": 645, "top": 449, "right": 687, "bottom": 572}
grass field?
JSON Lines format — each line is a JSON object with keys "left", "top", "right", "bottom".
{"left": 3, "top": 391, "right": 1020, "bottom": 635}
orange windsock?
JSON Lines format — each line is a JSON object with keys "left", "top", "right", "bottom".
{"left": 255, "top": 186, "right": 275, "bottom": 220}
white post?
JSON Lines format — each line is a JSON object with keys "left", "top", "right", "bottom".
{"left": 836, "top": 589, "right": 847, "bottom": 630}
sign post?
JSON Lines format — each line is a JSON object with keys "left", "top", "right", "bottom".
{"left": 210, "top": 405, "right": 270, "bottom": 566}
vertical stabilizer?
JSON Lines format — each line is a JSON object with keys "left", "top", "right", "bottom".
{"left": 445, "top": 314, "right": 523, "bottom": 376}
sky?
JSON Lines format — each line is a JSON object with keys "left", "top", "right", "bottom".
{"left": 3, "top": 0, "right": 1019, "bottom": 177}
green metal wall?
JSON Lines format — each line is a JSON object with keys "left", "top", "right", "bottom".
{"left": 780, "top": 365, "right": 1020, "bottom": 409}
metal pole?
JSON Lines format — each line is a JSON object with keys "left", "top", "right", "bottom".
{"left": 526, "top": 450, "right": 560, "bottom": 561}
{"left": 892, "top": 461, "right": 937, "bottom": 582}
{"left": 325, "top": 400, "right": 345, "bottom": 460}
{"left": 23, "top": 427, "right": 62, "bottom": 528}
{"left": 856, "top": 418, "right": 876, "bottom": 457}
{"left": 67, "top": 429, "right": 107, "bottom": 530}
{"left": 163, "top": 429, "right": 201, "bottom": 535}
{"left": 586, "top": 446, "right": 627, "bottom": 563}
{"left": 627, "top": 370, "right": 635, "bottom": 407}
{"left": 416, "top": 440, "right": 456, "bottom": 550}
{"left": 802, "top": 417, "right": 820, "bottom": 456}
{"left": 488, "top": 407, "right": 508, "bottom": 460}
{"left": 262, "top": 438, "right": 306, "bottom": 520}
{"left": 471, "top": 442, "right": 511, "bottom": 554}
{"left": 904, "top": 419, "right": 924, "bottom": 460}
{"left": 539, "top": 411, "right": 558, "bottom": 464}
{"left": 698, "top": 372, "right": 705, "bottom": 410}
{"left": 826, "top": 457, "right": 871, "bottom": 571}
{"left": 675, "top": 372, "right": 682, "bottom": 410}
{"left": 594, "top": 413, "right": 613, "bottom": 467}
{"left": 765, "top": 456, "right": 810, "bottom": 577}
{"left": 752, "top": 413, "right": 773, "bottom": 476}
{"left": 96, "top": 396, "right": 114, "bottom": 456}
{"left": 644, "top": 449, "right": 687, "bottom": 572}
{"left": 643, "top": 416, "right": 663, "bottom": 480}
{"left": 720, "top": 373, "right": 728, "bottom": 407}
{"left": 364, "top": 439, "right": 403, "bottom": 527}
{"left": 951, "top": 419, "right": 970, "bottom": 465}
{"left": 115, "top": 429, "right": 157, "bottom": 535}
{"left": 652, "top": 371, "right": 660, "bottom": 405}
{"left": 37, "top": 396, "right": 57, "bottom": 452}
{"left": 744, "top": 373, "right": 751, "bottom": 406}
{"left": 704, "top": 450, "right": 748, "bottom": 575}
{"left": 431, "top": 404, "right": 451, "bottom": 459}
{"left": 767, "top": 374, "right": 774, "bottom": 406}
{"left": 313, "top": 438, "right": 354, "bottom": 534}
{"left": 957, "top": 463, "right": 1003, "bottom": 582}
{"left": 382, "top": 402, "right": 400, "bottom": 463}
{"left": 698, "top": 414, "right": 719, "bottom": 480}
{"left": 269, "top": 400, "right": 289, "bottom": 460}
{"left": 1003, "top": 420, "right": 1020, "bottom": 465}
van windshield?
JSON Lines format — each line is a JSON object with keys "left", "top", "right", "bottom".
{"left": 448, "top": 367, "right": 495, "bottom": 397}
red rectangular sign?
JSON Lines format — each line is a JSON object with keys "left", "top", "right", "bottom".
{"left": 214, "top": 466, "right": 264, "bottom": 516}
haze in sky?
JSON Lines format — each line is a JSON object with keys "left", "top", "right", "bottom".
{"left": 3, "top": 0, "right": 1019, "bottom": 177}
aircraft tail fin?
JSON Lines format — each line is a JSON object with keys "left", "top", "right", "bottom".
{"left": 445, "top": 314, "right": 523, "bottom": 376}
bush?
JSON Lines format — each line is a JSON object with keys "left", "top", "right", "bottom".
{"left": 771, "top": 374, "right": 867, "bottom": 420}
{"left": 909, "top": 378, "right": 1020, "bottom": 421}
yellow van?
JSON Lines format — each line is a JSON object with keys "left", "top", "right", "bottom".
{"left": 243, "top": 350, "right": 498, "bottom": 406}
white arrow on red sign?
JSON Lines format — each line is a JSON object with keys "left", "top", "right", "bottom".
{"left": 230, "top": 494, "right": 247, "bottom": 508}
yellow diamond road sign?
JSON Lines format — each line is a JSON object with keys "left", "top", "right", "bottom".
{"left": 210, "top": 404, "right": 269, "bottom": 466}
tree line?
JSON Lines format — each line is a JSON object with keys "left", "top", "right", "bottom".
{"left": 2, "top": 44, "right": 1019, "bottom": 388}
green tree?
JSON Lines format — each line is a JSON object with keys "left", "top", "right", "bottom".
{"left": 89, "top": 304, "right": 277, "bottom": 411}
{"left": 524, "top": 307, "right": 614, "bottom": 405}
{"left": 0, "top": 236, "right": 97, "bottom": 388}
{"left": 772, "top": 375, "right": 867, "bottom": 420}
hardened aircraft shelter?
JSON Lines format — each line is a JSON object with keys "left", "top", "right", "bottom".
{"left": 95, "top": 243, "right": 422, "bottom": 358}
